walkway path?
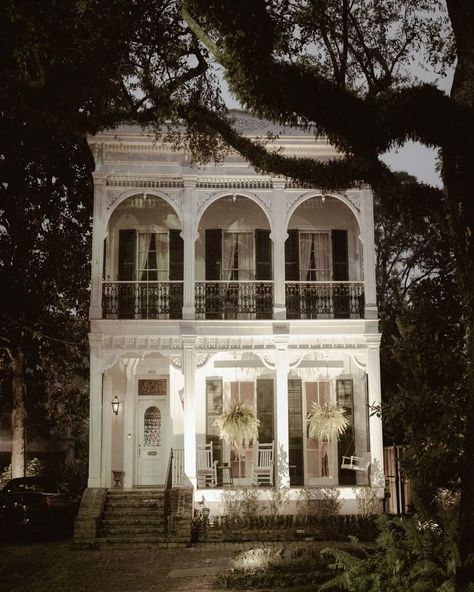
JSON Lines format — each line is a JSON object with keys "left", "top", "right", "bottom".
{"left": 0, "top": 540, "right": 243, "bottom": 592}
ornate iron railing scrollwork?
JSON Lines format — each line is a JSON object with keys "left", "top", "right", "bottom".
{"left": 102, "top": 281, "right": 183, "bottom": 319}
{"left": 194, "top": 281, "right": 273, "bottom": 320}
{"left": 285, "top": 281, "right": 364, "bottom": 319}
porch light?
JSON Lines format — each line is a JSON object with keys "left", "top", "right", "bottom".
{"left": 111, "top": 396, "right": 121, "bottom": 415}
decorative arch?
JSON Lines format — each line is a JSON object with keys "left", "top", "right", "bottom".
{"left": 284, "top": 191, "right": 361, "bottom": 233}
{"left": 196, "top": 190, "right": 274, "bottom": 235}
{"left": 105, "top": 189, "right": 184, "bottom": 226}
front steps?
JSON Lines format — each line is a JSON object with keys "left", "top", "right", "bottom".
{"left": 96, "top": 489, "right": 190, "bottom": 549}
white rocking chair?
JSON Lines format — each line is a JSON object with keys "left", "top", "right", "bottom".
{"left": 197, "top": 442, "right": 218, "bottom": 488}
{"left": 341, "top": 452, "right": 371, "bottom": 472}
{"left": 251, "top": 441, "right": 274, "bottom": 486}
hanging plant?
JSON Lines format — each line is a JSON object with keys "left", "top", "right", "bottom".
{"left": 307, "top": 402, "right": 349, "bottom": 442}
{"left": 214, "top": 402, "right": 260, "bottom": 448}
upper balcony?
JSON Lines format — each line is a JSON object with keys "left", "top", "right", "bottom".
{"left": 98, "top": 191, "right": 368, "bottom": 322}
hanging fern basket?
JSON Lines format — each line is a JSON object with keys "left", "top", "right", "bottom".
{"left": 214, "top": 402, "right": 260, "bottom": 449}
{"left": 307, "top": 402, "right": 349, "bottom": 442}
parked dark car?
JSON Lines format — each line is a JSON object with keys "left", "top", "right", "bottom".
{"left": 0, "top": 477, "right": 80, "bottom": 540}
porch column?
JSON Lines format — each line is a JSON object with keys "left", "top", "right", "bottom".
{"left": 359, "top": 187, "right": 378, "bottom": 319}
{"left": 88, "top": 335, "right": 103, "bottom": 487}
{"left": 89, "top": 173, "right": 107, "bottom": 320}
{"left": 122, "top": 359, "right": 136, "bottom": 489}
{"left": 367, "top": 339, "right": 384, "bottom": 490}
{"left": 182, "top": 176, "right": 197, "bottom": 320}
{"left": 275, "top": 345, "right": 290, "bottom": 488}
{"left": 182, "top": 335, "right": 197, "bottom": 486}
{"left": 272, "top": 178, "right": 287, "bottom": 319}
{"left": 101, "top": 371, "right": 113, "bottom": 487}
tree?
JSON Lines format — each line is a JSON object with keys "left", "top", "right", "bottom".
{"left": 175, "top": 0, "right": 474, "bottom": 579}
{"left": 0, "top": 0, "right": 226, "bottom": 476}
{"left": 374, "top": 187, "right": 467, "bottom": 512}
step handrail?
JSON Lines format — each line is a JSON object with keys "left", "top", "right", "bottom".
{"left": 164, "top": 448, "right": 174, "bottom": 533}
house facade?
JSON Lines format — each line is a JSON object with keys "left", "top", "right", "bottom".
{"left": 86, "top": 112, "right": 383, "bottom": 513}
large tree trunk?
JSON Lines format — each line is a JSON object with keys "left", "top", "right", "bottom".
{"left": 11, "top": 349, "right": 26, "bottom": 478}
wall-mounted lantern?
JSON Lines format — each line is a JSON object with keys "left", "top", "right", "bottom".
{"left": 111, "top": 396, "right": 121, "bottom": 416}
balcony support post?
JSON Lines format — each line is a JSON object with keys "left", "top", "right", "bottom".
{"left": 272, "top": 179, "right": 287, "bottom": 319}
{"left": 88, "top": 335, "right": 103, "bottom": 487}
{"left": 360, "top": 187, "right": 377, "bottom": 319}
{"left": 182, "top": 176, "right": 197, "bottom": 320}
{"left": 182, "top": 335, "right": 197, "bottom": 487}
{"left": 89, "top": 173, "right": 107, "bottom": 320}
{"left": 367, "top": 338, "right": 384, "bottom": 491}
{"left": 275, "top": 342, "right": 290, "bottom": 488}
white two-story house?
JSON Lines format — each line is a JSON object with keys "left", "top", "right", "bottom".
{"left": 86, "top": 111, "right": 383, "bottom": 514}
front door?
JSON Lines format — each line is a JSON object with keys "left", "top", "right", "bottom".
{"left": 137, "top": 398, "right": 168, "bottom": 486}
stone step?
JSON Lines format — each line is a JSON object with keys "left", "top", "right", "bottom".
{"left": 103, "top": 506, "right": 164, "bottom": 517}
{"left": 106, "top": 489, "right": 165, "bottom": 497}
{"left": 104, "top": 499, "right": 164, "bottom": 509}
{"left": 101, "top": 526, "right": 165, "bottom": 536}
{"left": 102, "top": 517, "right": 165, "bottom": 527}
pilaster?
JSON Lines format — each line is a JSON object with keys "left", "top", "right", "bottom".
{"left": 101, "top": 372, "right": 113, "bottom": 487}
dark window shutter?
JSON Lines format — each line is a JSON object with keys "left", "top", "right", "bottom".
{"left": 169, "top": 229, "right": 183, "bottom": 280}
{"left": 257, "top": 379, "right": 274, "bottom": 442}
{"left": 332, "top": 229, "right": 348, "bottom": 281}
{"left": 118, "top": 229, "right": 136, "bottom": 281}
{"left": 255, "top": 229, "right": 272, "bottom": 280}
{"left": 285, "top": 229, "right": 299, "bottom": 281}
{"left": 103, "top": 238, "right": 107, "bottom": 280}
{"left": 337, "top": 379, "right": 356, "bottom": 485}
{"left": 205, "top": 229, "right": 222, "bottom": 280}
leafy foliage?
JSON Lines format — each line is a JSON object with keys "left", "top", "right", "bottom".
{"left": 214, "top": 402, "right": 260, "bottom": 448}
{"left": 307, "top": 402, "right": 349, "bottom": 441}
{"left": 321, "top": 515, "right": 465, "bottom": 592}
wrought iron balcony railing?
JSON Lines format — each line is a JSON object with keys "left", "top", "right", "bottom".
{"left": 102, "top": 281, "right": 183, "bottom": 319}
{"left": 195, "top": 281, "right": 274, "bottom": 320}
{"left": 286, "top": 281, "right": 364, "bottom": 319}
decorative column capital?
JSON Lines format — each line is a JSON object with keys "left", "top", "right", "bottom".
{"left": 183, "top": 175, "right": 197, "bottom": 188}
{"left": 92, "top": 172, "right": 107, "bottom": 186}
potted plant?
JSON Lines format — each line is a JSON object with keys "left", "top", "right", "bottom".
{"left": 214, "top": 401, "right": 260, "bottom": 449}
{"left": 307, "top": 402, "right": 349, "bottom": 442}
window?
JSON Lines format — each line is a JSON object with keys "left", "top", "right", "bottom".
{"left": 299, "top": 232, "right": 330, "bottom": 281}
{"left": 222, "top": 232, "right": 255, "bottom": 280}
{"left": 137, "top": 233, "right": 168, "bottom": 281}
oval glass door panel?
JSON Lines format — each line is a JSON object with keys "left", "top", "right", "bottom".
{"left": 144, "top": 406, "right": 161, "bottom": 447}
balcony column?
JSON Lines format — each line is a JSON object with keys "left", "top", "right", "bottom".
{"left": 359, "top": 186, "right": 378, "bottom": 319}
{"left": 272, "top": 178, "right": 287, "bottom": 320}
{"left": 367, "top": 338, "right": 384, "bottom": 491}
{"left": 182, "top": 335, "right": 197, "bottom": 486}
{"left": 182, "top": 176, "right": 197, "bottom": 320}
{"left": 89, "top": 173, "right": 107, "bottom": 320}
{"left": 275, "top": 342, "right": 290, "bottom": 488}
{"left": 122, "top": 358, "right": 137, "bottom": 488}
{"left": 88, "top": 335, "right": 103, "bottom": 487}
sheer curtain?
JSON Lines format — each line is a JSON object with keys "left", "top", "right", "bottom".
{"left": 314, "top": 233, "right": 330, "bottom": 280}
{"left": 299, "top": 233, "right": 313, "bottom": 281}
{"left": 138, "top": 233, "right": 152, "bottom": 281}
{"left": 223, "top": 232, "right": 237, "bottom": 280}
{"left": 237, "top": 233, "right": 253, "bottom": 280}
{"left": 155, "top": 233, "right": 168, "bottom": 280}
